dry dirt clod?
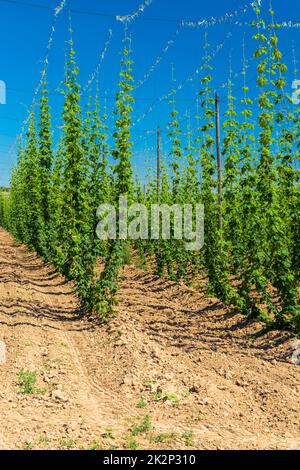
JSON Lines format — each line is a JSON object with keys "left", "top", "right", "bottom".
{"left": 51, "top": 390, "right": 68, "bottom": 403}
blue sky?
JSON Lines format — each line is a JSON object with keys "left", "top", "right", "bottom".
{"left": 0, "top": 0, "right": 299, "bottom": 186}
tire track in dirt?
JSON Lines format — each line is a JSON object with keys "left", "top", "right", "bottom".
{"left": 58, "top": 326, "right": 134, "bottom": 416}
{"left": 31, "top": 262, "right": 136, "bottom": 416}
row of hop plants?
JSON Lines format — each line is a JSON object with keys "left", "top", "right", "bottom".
{"left": 0, "top": 30, "right": 134, "bottom": 322}
{"left": 0, "top": 1, "right": 300, "bottom": 332}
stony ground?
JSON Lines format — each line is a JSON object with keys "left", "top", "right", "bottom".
{"left": 0, "top": 227, "right": 299, "bottom": 450}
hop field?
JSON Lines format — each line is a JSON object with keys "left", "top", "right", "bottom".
{"left": 0, "top": 0, "right": 300, "bottom": 453}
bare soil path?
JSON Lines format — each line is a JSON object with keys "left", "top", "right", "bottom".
{"left": 0, "top": 227, "right": 299, "bottom": 450}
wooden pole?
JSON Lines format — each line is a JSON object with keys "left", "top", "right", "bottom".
{"left": 215, "top": 92, "right": 222, "bottom": 231}
{"left": 157, "top": 125, "right": 161, "bottom": 204}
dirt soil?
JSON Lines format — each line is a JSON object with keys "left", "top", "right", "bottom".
{"left": 0, "top": 227, "right": 299, "bottom": 450}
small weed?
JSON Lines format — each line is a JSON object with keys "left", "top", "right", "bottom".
{"left": 150, "top": 432, "right": 176, "bottom": 444}
{"left": 137, "top": 397, "right": 148, "bottom": 409}
{"left": 18, "top": 369, "right": 47, "bottom": 395}
{"left": 124, "top": 435, "right": 139, "bottom": 450}
{"left": 18, "top": 369, "right": 37, "bottom": 394}
{"left": 50, "top": 358, "right": 63, "bottom": 366}
{"left": 59, "top": 438, "right": 76, "bottom": 450}
{"left": 143, "top": 379, "right": 157, "bottom": 387}
{"left": 189, "top": 410, "right": 203, "bottom": 424}
{"left": 24, "top": 442, "right": 33, "bottom": 450}
{"left": 38, "top": 434, "right": 49, "bottom": 445}
{"left": 153, "top": 390, "right": 180, "bottom": 406}
{"left": 102, "top": 428, "right": 115, "bottom": 440}
{"left": 131, "top": 414, "right": 152, "bottom": 436}
{"left": 88, "top": 440, "right": 102, "bottom": 450}
{"left": 182, "top": 430, "right": 194, "bottom": 447}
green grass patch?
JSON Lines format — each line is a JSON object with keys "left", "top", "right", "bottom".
{"left": 131, "top": 414, "right": 152, "bottom": 436}
{"left": 124, "top": 435, "right": 139, "bottom": 450}
{"left": 18, "top": 369, "right": 47, "bottom": 395}
{"left": 153, "top": 390, "right": 180, "bottom": 406}
{"left": 137, "top": 396, "right": 148, "bottom": 409}
{"left": 150, "top": 432, "right": 176, "bottom": 445}
{"left": 182, "top": 430, "right": 194, "bottom": 447}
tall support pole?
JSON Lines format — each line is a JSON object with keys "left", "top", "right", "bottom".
{"left": 157, "top": 125, "right": 161, "bottom": 204}
{"left": 215, "top": 92, "right": 223, "bottom": 232}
